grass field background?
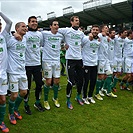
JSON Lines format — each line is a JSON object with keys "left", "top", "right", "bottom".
{"left": 4, "top": 75, "right": 133, "bottom": 133}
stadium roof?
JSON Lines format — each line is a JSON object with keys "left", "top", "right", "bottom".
{"left": 38, "top": 0, "right": 132, "bottom": 29}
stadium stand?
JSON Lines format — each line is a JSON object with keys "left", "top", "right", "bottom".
{"left": 38, "top": 0, "right": 132, "bottom": 29}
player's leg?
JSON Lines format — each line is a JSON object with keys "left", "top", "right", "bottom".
{"left": 52, "top": 61, "right": 61, "bottom": 108}
{"left": 75, "top": 60, "right": 84, "bottom": 105}
{"left": 88, "top": 66, "right": 97, "bottom": 103}
{"left": 24, "top": 66, "right": 32, "bottom": 115}
{"left": 82, "top": 66, "right": 90, "bottom": 104}
{"left": 8, "top": 74, "right": 19, "bottom": 125}
{"left": 105, "top": 62, "right": 117, "bottom": 98}
{"left": 66, "top": 59, "right": 76, "bottom": 109}
{"left": 14, "top": 74, "right": 28, "bottom": 119}
{"left": 0, "top": 76, "right": 9, "bottom": 132}
{"left": 33, "top": 65, "right": 44, "bottom": 112}
{"left": 95, "top": 60, "right": 105, "bottom": 100}
{"left": 122, "top": 58, "right": 132, "bottom": 90}
{"left": 42, "top": 61, "right": 52, "bottom": 110}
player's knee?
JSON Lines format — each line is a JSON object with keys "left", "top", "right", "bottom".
{"left": 46, "top": 79, "right": 52, "bottom": 86}
{"left": 98, "top": 74, "right": 105, "bottom": 80}
{"left": 0, "top": 96, "right": 6, "bottom": 104}
{"left": 20, "top": 90, "right": 27, "bottom": 97}
{"left": 127, "top": 74, "right": 132, "bottom": 79}
{"left": 68, "top": 80, "right": 75, "bottom": 86}
{"left": 53, "top": 80, "right": 60, "bottom": 85}
{"left": 10, "top": 92, "right": 18, "bottom": 101}
{"left": 36, "top": 84, "right": 43, "bottom": 90}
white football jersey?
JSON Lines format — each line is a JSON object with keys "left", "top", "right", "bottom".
{"left": 42, "top": 30, "right": 64, "bottom": 61}
{"left": 0, "top": 30, "right": 10, "bottom": 76}
{"left": 108, "top": 38, "right": 115, "bottom": 63}
{"left": 58, "top": 27, "right": 85, "bottom": 60}
{"left": 82, "top": 36, "right": 100, "bottom": 66}
{"left": 123, "top": 37, "right": 133, "bottom": 58}
{"left": 114, "top": 37, "right": 125, "bottom": 59}
{"left": 0, "top": 12, "right": 12, "bottom": 76}
{"left": 98, "top": 33, "right": 109, "bottom": 61}
{"left": 7, "top": 36, "right": 27, "bottom": 74}
{"left": 25, "top": 31, "right": 43, "bottom": 66}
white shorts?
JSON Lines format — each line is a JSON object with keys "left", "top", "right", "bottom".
{"left": 42, "top": 61, "right": 60, "bottom": 78}
{"left": 8, "top": 73, "right": 28, "bottom": 92}
{"left": 113, "top": 57, "right": 122, "bottom": 72}
{"left": 98, "top": 60, "right": 112, "bottom": 75}
{"left": 124, "top": 57, "right": 133, "bottom": 73}
{"left": 0, "top": 74, "right": 8, "bottom": 95}
{"left": 109, "top": 61, "right": 114, "bottom": 72}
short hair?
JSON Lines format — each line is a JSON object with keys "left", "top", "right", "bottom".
{"left": 109, "top": 28, "right": 115, "bottom": 34}
{"left": 49, "top": 19, "right": 58, "bottom": 26}
{"left": 127, "top": 30, "right": 132, "bottom": 37}
{"left": 70, "top": 16, "right": 79, "bottom": 22}
{"left": 99, "top": 24, "right": 108, "bottom": 32}
{"left": 28, "top": 16, "right": 37, "bottom": 23}
{"left": 84, "top": 30, "right": 90, "bottom": 35}
{"left": 15, "top": 22, "right": 23, "bottom": 31}
{"left": 91, "top": 24, "right": 99, "bottom": 29}
{"left": 11, "top": 31, "right": 15, "bottom": 35}
{"left": 118, "top": 28, "right": 127, "bottom": 35}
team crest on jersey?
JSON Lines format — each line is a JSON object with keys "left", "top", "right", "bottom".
{"left": 85, "top": 69, "right": 88, "bottom": 73}
{"left": 127, "top": 68, "right": 129, "bottom": 72}
{"left": 0, "top": 47, "right": 3, "bottom": 52}
{"left": 0, "top": 38, "right": 4, "bottom": 44}
{"left": 44, "top": 71, "right": 48, "bottom": 76}
{"left": 67, "top": 65, "right": 70, "bottom": 69}
{"left": 92, "top": 50, "right": 95, "bottom": 53}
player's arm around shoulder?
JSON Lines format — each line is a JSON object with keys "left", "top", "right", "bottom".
{"left": 0, "top": 12, "right": 12, "bottom": 42}
{"left": 38, "top": 31, "right": 43, "bottom": 47}
{"left": 81, "top": 36, "right": 90, "bottom": 47}
{"left": 58, "top": 27, "right": 69, "bottom": 35}
{"left": 13, "top": 32, "right": 23, "bottom": 41}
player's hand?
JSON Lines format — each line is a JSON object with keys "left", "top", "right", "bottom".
{"left": 89, "top": 33, "right": 93, "bottom": 41}
{"left": 13, "top": 32, "right": 22, "bottom": 41}
{"left": 65, "top": 44, "right": 69, "bottom": 50}
{"left": 98, "top": 38, "right": 100, "bottom": 42}
{"left": 107, "top": 37, "right": 110, "bottom": 42}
